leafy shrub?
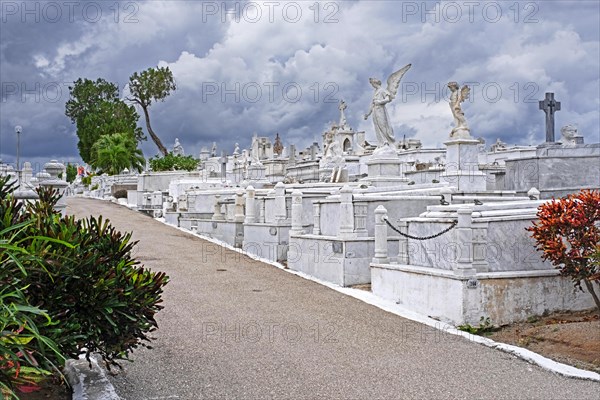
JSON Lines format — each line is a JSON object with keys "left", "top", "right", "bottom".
{"left": 0, "top": 177, "right": 169, "bottom": 375}
{"left": 527, "top": 189, "right": 600, "bottom": 312}
{"left": 0, "top": 179, "right": 66, "bottom": 397}
{"left": 149, "top": 153, "right": 200, "bottom": 172}
{"left": 81, "top": 176, "right": 91, "bottom": 187}
{"left": 457, "top": 317, "right": 499, "bottom": 335}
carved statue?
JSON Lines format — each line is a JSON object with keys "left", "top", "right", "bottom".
{"left": 364, "top": 63, "right": 412, "bottom": 147}
{"left": 560, "top": 125, "right": 583, "bottom": 146}
{"left": 211, "top": 142, "right": 217, "bottom": 157}
{"left": 233, "top": 143, "right": 240, "bottom": 155}
{"left": 448, "top": 82, "right": 471, "bottom": 138}
{"left": 173, "top": 138, "right": 184, "bottom": 156}
{"left": 250, "top": 134, "right": 261, "bottom": 165}
{"left": 322, "top": 131, "right": 343, "bottom": 166}
{"left": 273, "top": 133, "right": 283, "bottom": 156}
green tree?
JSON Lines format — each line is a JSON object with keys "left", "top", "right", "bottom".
{"left": 65, "top": 163, "right": 77, "bottom": 183}
{"left": 127, "top": 67, "right": 176, "bottom": 156}
{"left": 149, "top": 153, "right": 200, "bottom": 172}
{"left": 91, "top": 133, "right": 145, "bottom": 175}
{"left": 66, "top": 78, "right": 143, "bottom": 163}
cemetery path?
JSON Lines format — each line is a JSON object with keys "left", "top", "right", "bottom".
{"left": 67, "top": 198, "right": 599, "bottom": 400}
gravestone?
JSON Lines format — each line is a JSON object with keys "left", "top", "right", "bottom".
{"left": 539, "top": 92, "right": 561, "bottom": 144}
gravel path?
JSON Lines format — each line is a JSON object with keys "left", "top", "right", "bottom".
{"left": 67, "top": 198, "right": 600, "bottom": 399}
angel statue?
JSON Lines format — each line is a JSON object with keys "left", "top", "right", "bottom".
{"left": 364, "top": 63, "right": 412, "bottom": 148}
{"left": 448, "top": 82, "right": 471, "bottom": 138}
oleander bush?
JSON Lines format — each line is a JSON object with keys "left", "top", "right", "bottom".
{"left": 0, "top": 176, "right": 169, "bottom": 395}
{"left": 0, "top": 179, "right": 65, "bottom": 398}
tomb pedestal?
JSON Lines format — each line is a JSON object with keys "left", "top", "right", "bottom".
{"left": 440, "top": 138, "right": 486, "bottom": 192}
{"left": 364, "top": 148, "right": 409, "bottom": 187}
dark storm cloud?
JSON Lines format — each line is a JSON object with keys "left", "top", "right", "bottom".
{"left": 1, "top": 0, "right": 598, "bottom": 171}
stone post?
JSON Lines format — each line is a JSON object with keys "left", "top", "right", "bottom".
{"left": 338, "top": 185, "right": 355, "bottom": 238}
{"left": 454, "top": 208, "right": 476, "bottom": 277}
{"left": 312, "top": 202, "right": 321, "bottom": 235}
{"left": 397, "top": 220, "right": 409, "bottom": 264}
{"left": 212, "top": 194, "right": 224, "bottom": 220}
{"left": 245, "top": 185, "right": 256, "bottom": 223}
{"left": 372, "top": 205, "right": 389, "bottom": 264}
{"left": 234, "top": 189, "right": 245, "bottom": 222}
{"left": 527, "top": 187, "right": 540, "bottom": 200}
{"left": 290, "top": 189, "right": 303, "bottom": 235}
{"left": 274, "top": 182, "right": 286, "bottom": 222}
{"left": 440, "top": 186, "right": 453, "bottom": 205}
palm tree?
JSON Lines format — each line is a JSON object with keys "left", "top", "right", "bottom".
{"left": 91, "top": 133, "right": 145, "bottom": 175}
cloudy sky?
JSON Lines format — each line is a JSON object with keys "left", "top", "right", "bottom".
{"left": 1, "top": 0, "right": 599, "bottom": 170}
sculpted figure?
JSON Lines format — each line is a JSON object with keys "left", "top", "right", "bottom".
{"left": 560, "top": 125, "right": 582, "bottom": 146}
{"left": 364, "top": 63, "right": 412, "bottom": 147}
{"left": 173, "top": 138, "right": 184, "bottom": 156}
{"left": 273, "top": 133, "right": 283, "bottom": 156}
{"left": 250, "top": 134, "right": 261, "bottom": 165}
{"left": 448, "top": 82, "right": 471, "bottom": 138}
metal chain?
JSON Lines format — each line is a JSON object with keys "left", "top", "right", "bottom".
{"left": 383, "top": 217, "right": 457, "bottom": 241}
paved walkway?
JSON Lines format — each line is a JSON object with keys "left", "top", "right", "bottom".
{"left": 67, "top": 198, "right": 599, "bottom": 399}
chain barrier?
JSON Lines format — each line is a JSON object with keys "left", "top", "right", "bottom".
{"left": 383, "top": 217, "right": 457, "bottom": 241}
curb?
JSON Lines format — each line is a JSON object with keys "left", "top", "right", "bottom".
{"left": 64, "top": 357, "right": 121, "bottom": 400}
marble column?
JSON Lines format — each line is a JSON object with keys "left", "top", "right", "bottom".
{"left": 245, "top": 185, "right": 256, "bottom": 223}
{"left": 372, "top": 205, "right": 389, "bottom": 264}
{"left": 290, "top": 189, "right": 303, "bottom": 235}
{"left": 274, "top": 182, "right": 286, "bottom": 222}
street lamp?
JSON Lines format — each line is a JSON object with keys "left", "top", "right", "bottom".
{"left": 15, "top": 125, "right": 22, "bottom": 183}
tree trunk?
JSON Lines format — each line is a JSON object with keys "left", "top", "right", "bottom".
{"left": 142, "top": 106, "right": 168, "bottom": 156}
{"left": 583, "top": 278, "right": 600, "bottom": 314}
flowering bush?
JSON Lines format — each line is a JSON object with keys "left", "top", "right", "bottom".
{"left": 527, "top": 189, "right": 600, "bottom": 312}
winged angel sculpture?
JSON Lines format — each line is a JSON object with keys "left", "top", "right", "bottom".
{"left": 364, "top": 63, "right": 412, "bottom": 147}
{"left": 448, "top": 82, "right": 471, "bottom": 138}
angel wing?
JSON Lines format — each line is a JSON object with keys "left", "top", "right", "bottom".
{"left": 459, "top": 85, "right": 470, "bottom": 103}
{"left": 386, "top": 63, "right": 412, "bottom": 99}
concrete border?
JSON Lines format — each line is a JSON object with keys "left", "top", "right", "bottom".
{"left": 64, "top": 356, "right": 120, "bottom": 400}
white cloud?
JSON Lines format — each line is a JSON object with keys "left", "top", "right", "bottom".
{"left": 2, "top": 0, "right": 598, "bottom": 164}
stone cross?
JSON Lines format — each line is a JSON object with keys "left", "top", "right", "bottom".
{"left": 339, "top": 100, "right": 348, "bottom": 129}
{"left": 539, "top": 92, "right": 561, "bottom": 143}
{"left": 219, "top": 152, "right": 227, "bottom": 180}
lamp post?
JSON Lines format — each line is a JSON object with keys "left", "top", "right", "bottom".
{"left": 15, "top": 125, "right": 22, "bottom": 183}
